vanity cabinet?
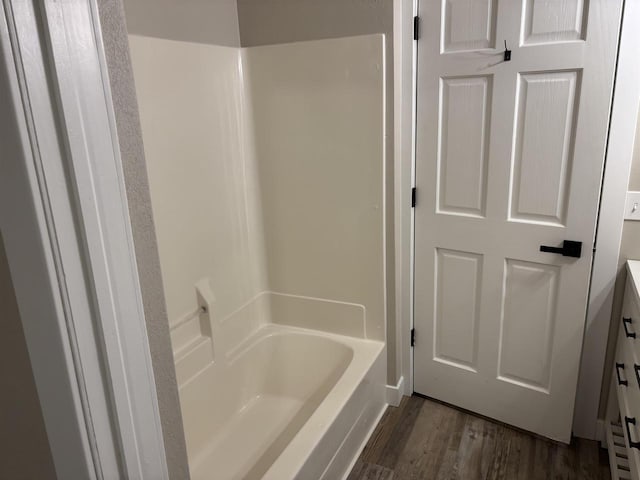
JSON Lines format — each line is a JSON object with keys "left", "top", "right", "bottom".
{"left": 607, "top": 261, "right": 640, "bottom": 480}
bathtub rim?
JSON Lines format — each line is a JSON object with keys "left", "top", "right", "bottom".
{"left": 258, "top": 324, "right": 385, "bottom": 479}
{"left": 183, "top": 322, "right": 385, "bottom": 479}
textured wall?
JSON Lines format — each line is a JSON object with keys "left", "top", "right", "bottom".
{"left": 0, "top": 232, "right": 56, "bottom": 479}
{"left": 123, "top": 0, "right": 240, "bottom": 47}
{"left": 95, "top": 1, "right": 190, "bottom": 478}
{"left": 237, "top": 0, "right": 397, "bottom": 383}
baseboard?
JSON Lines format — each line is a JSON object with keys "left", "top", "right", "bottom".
{"left": 386, "top": 376, "right": 405, "bottom": 407}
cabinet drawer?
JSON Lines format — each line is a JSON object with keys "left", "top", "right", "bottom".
{"left": 621, "top": 280, "right": 640, "bottom": 359}
{"left": 617, "top": 383, "right": 640, "bottom": 480}
{"left": 616, "top": 326, "right": 640, "bottom": 415}
{"left": 616, "top": 322, "right": 640, "bottom": 480}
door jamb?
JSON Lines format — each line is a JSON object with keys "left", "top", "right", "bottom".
{"left": 1, "top": 0, "right": 170, "bottom": 476}
{"left": 0, "top": 5, "right": 98, "bottom": 478}
{"left": 393, "top": 0, "right": 417, "bottom": 398}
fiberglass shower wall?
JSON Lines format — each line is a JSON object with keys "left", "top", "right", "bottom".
{"left": 244, "top": 37, "right": 386, "bottom": 342}
{"left": 127, "top": 30, "right": 386, "bottom": 380}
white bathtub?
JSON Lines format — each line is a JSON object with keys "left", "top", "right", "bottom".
{"left": 178, "top": 324, "right": 385, "bottom": 480}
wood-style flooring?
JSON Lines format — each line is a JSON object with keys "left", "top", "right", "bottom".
{"left": 347, "top": 395, "right": 610, "bottom": 480}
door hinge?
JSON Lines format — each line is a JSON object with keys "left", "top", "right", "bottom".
{"left": 413, "top": 16, "right": 420, "bottom": 41}
{"left": 411, "top": 187, "right": 416, "bottom": 208}
{"left": 411, "top": 328, "right": 416, "bottom": 347}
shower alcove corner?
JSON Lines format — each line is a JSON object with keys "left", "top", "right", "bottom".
{"left": 127, "top": 32, "right": 389, "bottom": 479}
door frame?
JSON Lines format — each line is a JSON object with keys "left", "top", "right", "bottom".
{"left": 5, "top": 1, "right": 639, "bottom": 474}
{"left": 392, "top": 0, "right": 418, "bottom": 400}
{"left": 397, "top": 0, "right": 640, "bottom": 440}
{"left": 1, "top": 0, "right": 169, "bottom": 477}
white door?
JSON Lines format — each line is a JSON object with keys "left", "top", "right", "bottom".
{"left": 413, "top": 0, "right": 623, "bottom": 442}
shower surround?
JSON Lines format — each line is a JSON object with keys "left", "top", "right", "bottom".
{"left": 129, "top": 34, "right": 387, "bottom": 479}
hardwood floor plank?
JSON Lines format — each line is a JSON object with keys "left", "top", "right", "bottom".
{"left": 530, "top": 433, "right": 555, "bottom": 480}
{"left": 550, "top": 441, "right": 573, "bottom": 480}
{"left": 433, "top": 409, "right": 467, "bottom": 480}
{"left": 348, "top": 460, "right": 366, "bottom": 479}
{"left": 501, "top": 427, "right": 534, "bottom": 480}
{"left": 447, "top": 415, "right": 500, "bottom": 480}
{"left": 393, "top": 399, "right": 463, "bottom": 479}
{"left": 483, "top": 424, "right": 512, "bottom": 480}
{"left": 366, "top": 395, "right": 425, "bottom": 470}
{"left": 574, "top": 438, "right": 610, "bottom": 480}
{"left": 361, "top": 396, "right": 413, "bottom": 465}
{"left": 347, "top": 461, "right": 394, "bottom": 480}
{"left": 348, "top": 395, "right": 611, "bottom": 480}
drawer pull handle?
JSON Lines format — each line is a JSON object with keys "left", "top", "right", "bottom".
{"left": 616, "top": 363, "right": 628, "bottom": 386}
{"left": 635, "top": 364, "right": 640, "bottom": 388}
{"left": 623, "top": 317, "right": 636, "bottom": 338}
{"left": 625, "top": 416, "right": 640, "bottom": 449}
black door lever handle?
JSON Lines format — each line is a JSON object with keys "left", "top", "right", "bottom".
{"left": 539, "top": 240, "right": 582, "bottom": 258}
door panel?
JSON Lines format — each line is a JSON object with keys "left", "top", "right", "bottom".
{"left": 498, "top": 259, "right": 559, "bottom": 392}
{"left": 438, "top": 76, "right": 492, "bottom": 217}
{"left": 442, "top": 0, "right": 498, "bottom": 52}
{"left": 510, "top": 71, "right": 579, "bottom": 225}
{"left": 434, "top": 248, "right": 483, "bottom": 371}
{"left": 522, "top": 0, "right": 588, "bottom": 45}
{"left": 414, "top": 0, "right": 623, "bottom": 441}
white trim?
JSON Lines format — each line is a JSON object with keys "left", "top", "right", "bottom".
{"left": 380, "top": 31, "right": 389, "bottom": 365}
{"left": 393, "top": 0, "right": 417, "bottom": 400}
{"left": 46, "top": 1, "right": 169, "bottom": 476}
{"left": 0, "top": 5, "right": 98, "bottom": 478}
{"left": 574, "top": 0, "right": 640, "bottom": 439}
{"left": 408, "top": 0, "right": 418, "bottom": 397}
{"left": 386, "top": 376, "right": 406, "bottom": 407}
{"left": 2, "top": 0, "right": 170, "bottom": 476}
{"left": 393, "top": 0, "right": 403, "bottom": 392}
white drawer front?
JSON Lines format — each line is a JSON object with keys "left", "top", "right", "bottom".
{"left": 616, "top": 308, "right": 640, "bottom": 480}
{"left": 622, "top": 280, "right": 640, "bottom": 359}
{"left": 617, "top": 385, "right": 640, "bottom": 480}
